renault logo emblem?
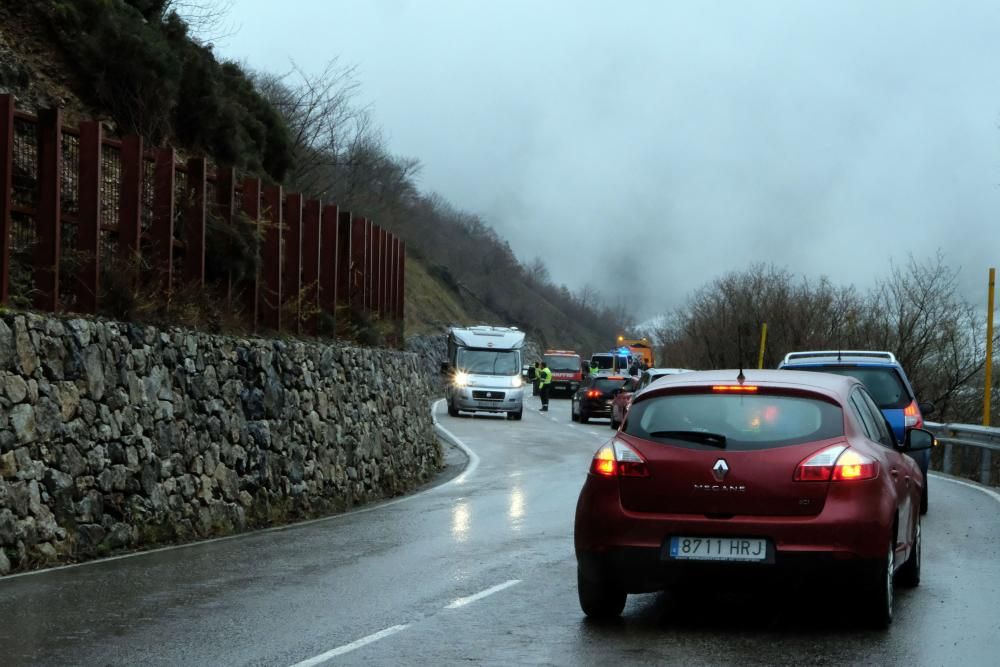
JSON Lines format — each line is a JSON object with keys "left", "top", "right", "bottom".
{"left": 712, "top": 459, "right": 729, "bottom": 481}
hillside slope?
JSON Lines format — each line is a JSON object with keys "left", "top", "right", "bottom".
{"left": 0, "top": 2, "right": 619, "bottom": 355}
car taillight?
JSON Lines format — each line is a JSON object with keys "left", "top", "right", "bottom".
{"left": 794, "top": 444, "right": 878, "bottom": 481}
{"left": 590, "top": 440, "right": 649, "bottom": 478}
{"left": 903, "top": 400, "right": 923, "bottom": 429}
{"left": 586, "top": 389, "right": 601, "bottom": 398}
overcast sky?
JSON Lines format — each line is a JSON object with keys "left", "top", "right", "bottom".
{"left": 219, "top": 0, "right": 1000, "bottom": 321}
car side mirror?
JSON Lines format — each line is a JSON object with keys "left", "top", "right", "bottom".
{"left": 918, "top": 401, "right": 936, "bottom": 417}
{"left": 440, "top": 362, "right": 452, "bottom": 375}
{"left": 904, "top": 427, "right": 935, "bottom": 452}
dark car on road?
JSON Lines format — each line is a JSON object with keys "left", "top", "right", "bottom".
{"left": 778, "top": 350, "right": 935, "bottom": 513}
{"left": 574, "top": 369, "right": 932, "bottom": 627}
{"left": 572, "top": 376, "right": 631, "bottom": 424}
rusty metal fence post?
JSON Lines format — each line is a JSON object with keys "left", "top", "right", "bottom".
{"left": 151, "top": 147, "right": 176, "bottom": 296}
{"left": 240, "top": 177, "right": 262, "bottom": 331}
{"left": 301, "top": 198, "right": 321, "bottom": 336}
{"left": 397, "top": 240, "right": 405, "bottom": 324}
{"left": 0, "top": 95, "right": 14, "bottom": 306}
{"left": 351, "top": 217, "right": 366, "bottom": 313}
{"left": 215, "top": 166, "right": 235, "bottom": 307}
{"left": 118, "top": 135, "right": 143, "bottom": 268}
{"left": 183, "top": 157, "right": 207, "bottom": 287}
{"left": 34, "top": 107, "right": 62, "bottom": 311}
{"left": 337, "top": 210, "right": 352, "bottom": 314}
{"left": 261, "top": 184, "right": 283, "bottom": 331}
{"left": 284, "top": 193, "right": 302, "bottom": 334}
{"left": 76, "top": 121, "right": 102, "bottom": 313}
{"left": 319, "top": 204, "right": 339, "bottom": 329}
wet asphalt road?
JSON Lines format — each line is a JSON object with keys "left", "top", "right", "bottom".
{"left": 1, "top": 396, "right": 1000, "bottom": 666}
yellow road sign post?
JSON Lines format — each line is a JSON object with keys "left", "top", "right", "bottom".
{"left": 757, "top": 322, "right": 768, "bottom": 370}
{"left": 985, "top": 268, "right": 995, "bottom": 427}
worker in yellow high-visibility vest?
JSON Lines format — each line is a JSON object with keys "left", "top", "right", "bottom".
{"left": 538, "top": 362, "right": 553, "bottom": 412}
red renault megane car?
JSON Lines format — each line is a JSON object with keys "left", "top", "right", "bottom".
{"left": 574, "top": 369, "right": 933, "bottom": 627}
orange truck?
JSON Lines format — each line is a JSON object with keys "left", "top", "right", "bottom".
{"left": 543, "top": 349, "right": 583, "bottom": 395}
{"left": 616, "top": 336, "right": 655, "bottom": 368}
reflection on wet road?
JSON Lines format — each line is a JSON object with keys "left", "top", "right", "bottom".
{"left": 1, "top": 396, "right": 999, "bottom": 666}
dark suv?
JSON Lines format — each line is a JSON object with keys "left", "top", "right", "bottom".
{"left": 778, "top": 350, "right": 935, "bottom": 513}
{"left": 571, "top": 376, "right": 632, "bottom": 424}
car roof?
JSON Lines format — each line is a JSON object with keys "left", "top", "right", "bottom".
{"left": 643, "top": 368, "right": 860, "bottom": 400}
{"left": 780, "top": 350, "right": 901, "bottom": 368}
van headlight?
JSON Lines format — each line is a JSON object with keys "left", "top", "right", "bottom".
{"left": 512, "top": 376, "right": 522, "bottom": 388}
{"left": 454, "top": 371, "right": 470, "bottom": 387}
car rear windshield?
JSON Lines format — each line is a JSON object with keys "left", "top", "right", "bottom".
{"left": 623, "top": 392, "right": 844, "bottom": 451}
{"left": 592, "top": 378, "right": 627, "bottom": 392}
{"left": 545, "top": 355, "right": 580, "bottom": 372}
{"left": 795, "top": 366, "right": 910, "bottom": 409}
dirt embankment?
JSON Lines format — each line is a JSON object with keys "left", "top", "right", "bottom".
{"left": 0, "top": 3, "right": 97, "bottom": 120}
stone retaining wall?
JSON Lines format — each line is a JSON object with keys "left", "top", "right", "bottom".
{"left": 0, "top": 312, "right": 441, "bottom": 574}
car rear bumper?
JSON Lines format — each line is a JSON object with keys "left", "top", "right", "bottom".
{"left": 577, "top": 546, "right": 878, "bottom": 593}
{"left": 574, "top": 475, "right": 896, "bottom": 592}
{"left": 580, "top": 399, "right": 612, "bottom": 416}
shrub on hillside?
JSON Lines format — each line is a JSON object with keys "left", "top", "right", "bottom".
{"left": 36, "top": 0, "right": 291, "bottom": 180}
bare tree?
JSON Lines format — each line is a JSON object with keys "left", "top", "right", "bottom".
{"left": 524, "top": 257, "right": 550, "bottom": 288}
{"left": 863, "top": 253, "right": 990, "bottom": 421}
{"left": 252, "top": 60, "right": 421, "bottom": 210}
{"left": 653, "top": 255, "right": 992, "bottom": 422}
{"left": 161, "top": 0, "right": 238, "bottom": 43}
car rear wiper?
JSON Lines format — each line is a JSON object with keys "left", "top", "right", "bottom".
{"left": 647, "top": 430, "right": 728, "bottom": 448}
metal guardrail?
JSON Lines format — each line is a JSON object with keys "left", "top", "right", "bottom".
{"left": 924, "top": 422, "right": 1000, "bottom": 486}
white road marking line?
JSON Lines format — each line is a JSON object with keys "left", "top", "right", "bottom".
{"left": 931, "top": 473, "right": 1000, "bottom": 504}
{"left": 3, "top": 400, "right": 480, "bottom": 583}
{"left": 432, "top": 398, "right": 480, "bottom": 485}
{"left": 289, "top": 624, "right": 410, "bottom": 667}
{"left": 445, "top": 579, "right": 522, "bottom": 609}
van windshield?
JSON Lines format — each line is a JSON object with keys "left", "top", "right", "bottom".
{"left": 592, "top": 355, "right": 614, "bottom": 370}
{"left": 545, "top": 355, "right": 580, "bottom": 372}
{"left": 457, "top": 348, "right": 521, "bottom": 376}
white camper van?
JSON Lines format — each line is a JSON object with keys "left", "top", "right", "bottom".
{"left": 443, "top": 326, "right": 525, "bottom": 420}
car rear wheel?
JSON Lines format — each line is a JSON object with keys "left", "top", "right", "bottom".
{"left": 580, "top": 408, "right": 590, "bottom": 424}
{"left": 864, "top": 539, "right": 895, "bottom": 629}
{"left": 898, "top": 517, "right": 921, "bottom": 588}
{"left": 571, "top": 400, "right": 579, "bottom": 422}
{"left": 920, "top": 483, "right": 928, "bottom": 515}
{"left": 577, "top": 568, "right": 626, "bottom": 619}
